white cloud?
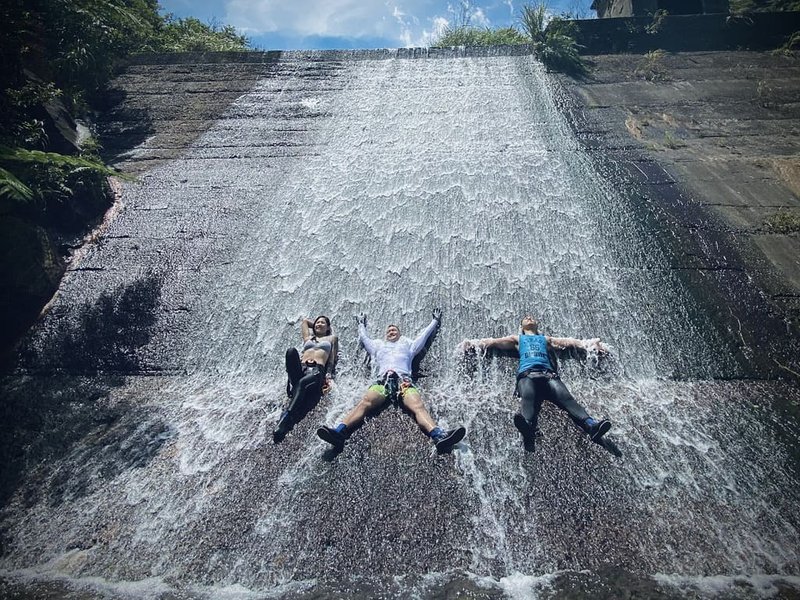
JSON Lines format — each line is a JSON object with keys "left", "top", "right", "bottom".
{"left": 432, "top": 15, "right": 449, "bottom": 32}
{"left": 223, "top": 0, "right": 514, "bottom": 47}
{"left": 416, "top": 15, "right": 450, "bottom": 47}
{"left": 225, "top": 0, "right": 432, "bottom": 40}
{"left": 471, "top": 6, "right": 489, "bottom": 27}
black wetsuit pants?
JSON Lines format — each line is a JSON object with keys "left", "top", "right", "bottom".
{"left": 285, "top": 348, "right": 324, "bottom": 417}
{"left": 515, "top": 371, "right": 590, "bottom": 432}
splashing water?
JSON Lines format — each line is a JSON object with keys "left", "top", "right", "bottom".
{"left": 1, "top": 52, "right": 798, "bottom": 599}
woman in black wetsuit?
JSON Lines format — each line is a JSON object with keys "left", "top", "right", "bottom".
{"left": 273, "top": 316, "right": 338, "bottom": 442}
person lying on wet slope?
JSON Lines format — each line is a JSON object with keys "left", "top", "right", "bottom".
{"left": 317, "top": 308, "right": 466, "bottom": 453}
{"left": 461, "top": 315, "right": 611, "bottom": 452}
{"left": 274, "top": 315, "right": 338, "bottom": 443}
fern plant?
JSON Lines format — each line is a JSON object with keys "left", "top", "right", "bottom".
{"left": 520, "top": 2, "right": 587, "bottom": 76}
{"left": 0, "top": 146, "right": 129, "bottom": 218}
{"left": 0, "top": 167, "right": 35, "bottom": 203}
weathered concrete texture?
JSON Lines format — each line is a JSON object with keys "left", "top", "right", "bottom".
{"left": 572, "top": 12, "right": 800, "bottom": 54}
{"left": 559, "top": 50, "right": 800, "bottom": 378}
{"left": 96, "top": 46, "right": 542, "bottom": 175}
{"left": 96, "top": 60, "right": 281, "bottom": 173}
{"left": 591, "top": 0, "right": 730, "bottom": 18}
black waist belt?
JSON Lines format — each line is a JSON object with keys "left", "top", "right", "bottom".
{"left": 303, "top": 362, "right": 323, "bottom": 374}
{"left": 378, "top": 371, "right": 411, "bottom": 404}
{"left": 517, "top": 368, "right": 558, "bottom": 381}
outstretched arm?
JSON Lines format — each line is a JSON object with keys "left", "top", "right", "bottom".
{"left": 463, "top": 334, "right": 519, "bottom": 352}
{"left": 410, "top": 318, "right": 439, "bottom": 356}
{"left": 358, "top": 322, "right": 378, "bottom": 357}
{"left": 547, "top": 336, "right": 609, "bottom": 354}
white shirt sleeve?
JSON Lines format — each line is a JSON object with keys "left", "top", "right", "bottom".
{"left": 409, "top": 318, "right": 439, "bottom": 356}
{"left": 358, "top": 323, "right": 378, "bottom": 357}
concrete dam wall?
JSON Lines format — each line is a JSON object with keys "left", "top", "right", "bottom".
{"left": 1, "top": 49, "right": 799, "bottom": 599}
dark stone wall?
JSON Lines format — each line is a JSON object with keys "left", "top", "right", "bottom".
{"left": 556, "top": 50, "right": 800, "bottom": 381}
{"left": 572, "top": 11, "right": 800, "bottom": 53}
{"left": 593, "top": 0, "right": 729, "bottom": 17}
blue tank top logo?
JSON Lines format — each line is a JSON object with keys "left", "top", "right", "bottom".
{"left": 518, "top": 334, "right": 553, "bottom": 374}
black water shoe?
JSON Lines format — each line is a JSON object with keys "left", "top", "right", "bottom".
{"left": 433, "top": 427, "right": 466, "bottom": 452}
{"left": 317, "top": 426, "right": 346, "bottom": 449}
{"left": 587, "top": 419, "right": 612, "bottom": 442}
{"left": 273, "top": 412, "right": 293, "bottom": 443}
{"left": 513, "top": 413, "right": 538, "bottom": 452}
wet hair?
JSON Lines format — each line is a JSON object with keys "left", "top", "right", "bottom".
{"left": 386, "top": 324, "right": 400, "bottom": 334}
{"left": 520, "top": 316, "right": 539, "bottom": 333}
{"left": 314, "top": 315, "right": 332, "bottom": 337}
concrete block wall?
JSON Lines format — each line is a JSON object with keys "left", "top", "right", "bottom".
{"left": 570, "top": 11, "right": 800, "bottom": 54}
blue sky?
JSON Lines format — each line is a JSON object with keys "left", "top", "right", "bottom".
{"left": 159, "top": 0, "right": 597, "bottom": 50}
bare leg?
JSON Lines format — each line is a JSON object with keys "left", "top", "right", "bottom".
{"left": 341, "top": 390, "right": 387, "bottom": 428}
{"left": 400, "top": 389, "right": 437, "bottom": 433}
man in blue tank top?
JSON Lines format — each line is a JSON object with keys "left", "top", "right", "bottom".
{"left": 462, "top": 316, "right": 611, "bottom": 451}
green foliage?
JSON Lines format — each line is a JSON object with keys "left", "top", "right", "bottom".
{"left": 39, "top": 0, "right": 163, "bottom": 99}
{"left": 520, "top": 3, "right": 587, "bottom": 75}
{"left": 0, "top": 167, "right": 35, "bottom": 203}
{"left": 764, "top": 208, "right": 800, "bottom": 233}
{"left": 432, "top": 3, "right": 587, "bottom": 75}
{"left": 635, "top": 49, "right": 670, "bottom": 81}
{"left": 773, "top": 30, "right": 800, "bottom": 55}
{"left": 519, "top": 3, "right": 549, "bottom": 44}
{"left": 645, "top": 9, "right": 669, "bottom": 34}
{"left": 0, "top": 147, "right": 123, "bottom": 180}
{"left": 0, "top": 146, "right": 127, "bottom": 220}
{"left": 158, "top": 16, "right": 251, "bottom": 52}
{"left": 434, "top": 26, "right": 527, "bottom": 47}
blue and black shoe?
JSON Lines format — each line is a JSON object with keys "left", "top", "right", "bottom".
{"left": 317, "top": 425, "right": 346, "bottom": 450}
{"left": 433, "top": 427, "right": 466, "bottom": 452}
{"left": 586, "top": 418, "right": 612, "bottom": 442}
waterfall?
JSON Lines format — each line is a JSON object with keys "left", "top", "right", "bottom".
{"left": 1, "top": 51, "right": 798, "bottom": 599}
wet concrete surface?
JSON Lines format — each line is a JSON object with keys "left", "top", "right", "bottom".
{"left": 2, "top": 50, "right": 799, "bottom": 599}
{"left": 557, "top": 51, "right": 800, "bottom": 383}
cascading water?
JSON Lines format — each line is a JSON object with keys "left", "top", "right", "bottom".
{"left": 1, "top": 51, "right": 799, "bottom": 599}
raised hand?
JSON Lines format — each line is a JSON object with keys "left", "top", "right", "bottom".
{"left": 432, "top": 307, "right": 443, "bottom": 322}
{"left": 356, "top": 313, "right": 368, "bottom": 326}
{"left": 585, "top": 338, "right": 610, "bottom": 355}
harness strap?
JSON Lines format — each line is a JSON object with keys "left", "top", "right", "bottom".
{"left": 517, "top": 367, "right": 559, "bottom": 381}
{"left": 378, "top": 371, "right": 413, "bottom": 404}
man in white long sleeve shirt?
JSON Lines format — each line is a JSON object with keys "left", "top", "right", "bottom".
{"left": 317, "top": 309, "right": 466, "bottom": 452}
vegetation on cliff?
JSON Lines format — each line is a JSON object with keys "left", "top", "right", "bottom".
{"left": 431, "top": 1, "right": 586, "bottom": 75}
{"left": 0, "top": 0, "right": 250, "bottom": 356}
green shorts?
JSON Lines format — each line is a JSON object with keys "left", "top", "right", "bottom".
{"left": 368, "top": 377, "right": 417, "bottom": 398}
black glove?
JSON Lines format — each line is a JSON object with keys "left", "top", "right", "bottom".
{"left": 356, "top": 313, "right": 368, "bottom": 326}
{"left": 432, "top": 307, "right": 442, "bottom": 323}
